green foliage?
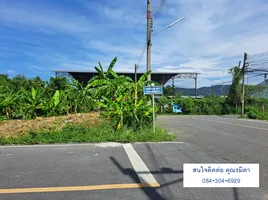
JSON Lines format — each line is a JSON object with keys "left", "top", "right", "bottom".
{"left": 175, "top": 92, "right": 182, "bottom": 98}
{"left": 0, "top": 123, "right": 176, "bottom": 145}
{"left": 157, "top": 96, "right": 226, "bottom": 115}
{"left": 18, "top": 87, "right": 45, "bottom": 119}
{"left": 0, "top": 89, "right": 18, "bottom": 119}
{"left": 45, "top": 76, "right": 69, "bottom": 95}
{"left": 158, "top": 96, "right": 172, "bottom": 113}
{"left": 226, "top": 66, "right": 243, "bottom": 106}
{"left": 0, "top": 57, "right": 154, "bottom": 132}
{"left": 246, "top": 106, "right": 258, "bottom": 119}
{"left": 246, "top": 106, "right": 268, "bottom": 120}
{"left": 90, "top": 58, "right": 153, "bottom": 131}
{"left": 245, "top": 85, "right": 266, "bottom": 97}
{"left": 163, "top": 85, "right": 174, "bottom": 96}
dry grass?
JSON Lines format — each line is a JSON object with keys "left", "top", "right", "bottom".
{"left": 0, "top": 112, "right": 102, "bottom": 137}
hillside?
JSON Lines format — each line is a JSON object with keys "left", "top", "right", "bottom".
{"left": 174, "top": 85, "right": 230, "bottom": 96}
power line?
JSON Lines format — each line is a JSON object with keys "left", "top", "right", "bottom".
{"left": 248, "top": 58, "right": 268, "bottom": 64}
{"left": 152, "top": 0, "right": 162, "bottom": 10}
{"left": 136, "top": 0, "right": 169, "bottom": 69}
{"left": 246, "top": 73, "right": 267, "bottom": 79}
{"left": 153, "top": 0, "right": 167, "bottom": 24}
{"left": 249, "top": 61, "right": 268, "bottom": 66}
{"left": 248, "top": 57, "right": 268, "bottom": 64}
{"left": 248, "top": 50, "right": 268, "bottom": 57}
{"left": 136, "top": 0, "right": 168, "bottom": 68}
{"left": 137, "top": 43, "right": 147, "bottom": 66}
{"left": 247, "top": 51, "right": 268, "bottom": 60}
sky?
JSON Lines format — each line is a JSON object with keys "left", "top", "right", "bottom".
{"left": 0, "top": 0, "right": 268, "bottom": 88}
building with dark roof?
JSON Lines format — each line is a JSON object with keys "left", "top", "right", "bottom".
{"left": 52, "top": 70, "right": 199, "bottom": 86}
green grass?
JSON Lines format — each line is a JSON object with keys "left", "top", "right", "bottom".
{"left": 0, "top": 122, "right": 176, "bottom": 145}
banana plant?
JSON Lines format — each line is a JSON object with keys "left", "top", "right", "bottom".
{"left": 114, "top": 71, "right": 154, "bottom": 123}
{"left": 19, "top": 87, "right": 44, "bottom": 119}
{"left": 89, "top": 57, "right": 125, "bottom": 100}
{"left": 43, "top": 90, "right": 67, "bottom": 116}
{"left": 68, "top": 78, "right": 96, "bottom": 113}
{"left": 0, "top": 90, "right": 18, "bottom": 119}
{"left": 98, "top": 93, "right": 133, "bottom": 131}
{"left": 91, "top": 57, "right": 118, "bottom": 82}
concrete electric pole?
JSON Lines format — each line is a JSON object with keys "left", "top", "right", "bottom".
{"left": 241, "top": 53, "right": 247, "bottom": 117}
{"left": 146, "top": 0, "right": 152, "bottom": 81}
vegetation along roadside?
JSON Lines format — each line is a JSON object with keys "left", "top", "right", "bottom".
{"left": 0, "top": 57, "right": 176, "bottom": 145}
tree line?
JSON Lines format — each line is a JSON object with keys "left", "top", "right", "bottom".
{"left": 1, "top": 58, "right": 268, "bottom": 123}
{"left": 160, "top": 65, "right": 268, "bottom": 119}
{"left": 0, "top": 57, "right": 157, "bottom": 131}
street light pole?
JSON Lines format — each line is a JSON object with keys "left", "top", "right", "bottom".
{"left": 151, "top": 17, "right": 184, "bottom": 37}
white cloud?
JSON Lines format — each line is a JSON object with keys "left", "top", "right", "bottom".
{"left": 0, "top": 2, "right": 94, "bottom": 34}
{"left": 1, "top": 0, "right": 268, "bottom": 87}
{"left": 145, "top": 0, "right": 268, "bottom": 87}
{"left": 78, "top": 0, "right": 146, "bottom": 26}
{"left": 7, "top": 69, "right": 14, "bottom": 74}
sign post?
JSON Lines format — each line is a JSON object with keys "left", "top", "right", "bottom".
{"left": 143, "top": 84, "right": 163, "bottom": 133}
{"left": 152, "top": 93, "right": 155, "bottom": 133}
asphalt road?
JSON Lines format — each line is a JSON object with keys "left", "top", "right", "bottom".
{"left": 157, "top": 115, "right": 268, "bottom": 199}
{"left": 0, "top": 115, "right": 267, "bottom": 199}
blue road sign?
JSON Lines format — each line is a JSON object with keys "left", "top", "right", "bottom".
{"left": 143, "top": 86, "right": 163, "bottom": 95}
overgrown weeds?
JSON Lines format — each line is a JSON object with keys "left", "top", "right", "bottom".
{"left": 0, "top": 122, "right": 176, "bottom": 145}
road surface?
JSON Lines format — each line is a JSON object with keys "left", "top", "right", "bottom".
{"left": 0, "top": 115, "right": 267, "bottom": 199}
{"left": 157, "top": 115, "right": 268, "bottom": 199}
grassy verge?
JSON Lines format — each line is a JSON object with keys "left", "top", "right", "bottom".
{"left": 0, "top": 122, "right": 176, "bottom": 145}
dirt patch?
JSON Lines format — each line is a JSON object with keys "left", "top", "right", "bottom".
{"left": 0, "top": 112, "right": 102, "bottom": 137}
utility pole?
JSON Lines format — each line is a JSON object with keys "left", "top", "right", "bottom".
{"left": 172, "top": 77, "right": 175, "bottom": 98}
{"left": 146, "top": 0, "right": 152, "bottom": 81}
{"left": 241, "top": 53, "right": 247, "bottom": 117}
{"left": 135, "top": 64, "right": 137, "bottom": 84}
{"left": 195, "top": 77, "right": 197, "bottom": 98}
{"left": 135, "top": 64, "right": 138, "bottom": 107}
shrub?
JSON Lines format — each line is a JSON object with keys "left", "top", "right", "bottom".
{"left": 246, "top": 106, "right": 258, "bottom": 119}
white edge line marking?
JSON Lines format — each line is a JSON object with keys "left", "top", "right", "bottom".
{"left": 193, "top": 117, "right": 268, "bottom": 131}
{"left": 0, "top": 142, "right": 183, "bottom": 148}
{"left": 238, "top": 118, "right": 268, "bottom": 124}
{"left": 133, "top": 142, "right": 183, "bottom": 144}
{"left": 123, "top": 143, "right": 158, "bottom": 184}
{"left": 0, "top": 143, "right": 102, "bottom": 148}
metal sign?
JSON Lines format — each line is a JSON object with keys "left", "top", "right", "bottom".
{"left": 143, "top": 85, "right": 163, "bottom": 134}
{"left": 143, "top": 86, "right": 163, "bottom": 95}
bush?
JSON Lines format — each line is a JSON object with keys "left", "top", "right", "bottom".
{"left": 246, "top": 106, "right": 258, "bottom": 119}
{"left": 246, "top": 106, "right": 268, "bottom": 120}
{"left": 257, "top": 112, "right": 268, "bottom": 120}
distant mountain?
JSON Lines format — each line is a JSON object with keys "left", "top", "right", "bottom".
{"left": 258, "top": 79, "right": 268, "bottom": 86}
{"left": 175, "top": 85, "right": 231, "bottom": 96}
